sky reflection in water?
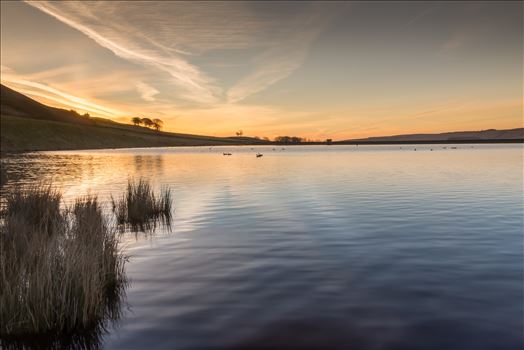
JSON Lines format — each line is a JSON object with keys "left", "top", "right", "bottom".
{"left": 2, "top": 144, "right": 523, "bottom": 350}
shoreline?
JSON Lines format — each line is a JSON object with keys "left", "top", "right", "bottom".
{"left": 1, "top": 138, "right": 522, "bottom": 156}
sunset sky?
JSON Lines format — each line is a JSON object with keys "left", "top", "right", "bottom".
{"left": 1, "top": 1, "right": 522, "bottom": 140}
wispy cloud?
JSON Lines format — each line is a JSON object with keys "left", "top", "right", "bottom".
{"left": 227, "top": 6, "right": 333, "bottom": 103}
{"left": 441, "top": 33, "right": 467, "bottom": 53}
{"left": 26, "top": 1, "right": 221, "bottom": 104}
{"left": 405, "top": 4, "right": 440, "bottom": 27}
{"left": 135, "top": 81, "right": 159, "bottom": 102}
{"left": 26, "top": 1, "right": 336, "bottom": 105}
{"left": 2, "top": 66, "right": 126, "bottom": 118}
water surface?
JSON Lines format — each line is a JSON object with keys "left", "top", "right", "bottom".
{"left": 2, "top": 144, "right": 523, "bottom": 349}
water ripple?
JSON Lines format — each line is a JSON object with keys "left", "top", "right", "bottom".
{"left": 1, "top": 144, "right": 522, "bottom": 349}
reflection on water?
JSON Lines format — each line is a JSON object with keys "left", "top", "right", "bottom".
{"left": 133, "top": 154, "right": 164, "bottom": 174}
{"left": 1, "top": 144, "right": 523, "bottom": 349}
{"left": 1, "top": 317, "right": 121, "bottom": 350}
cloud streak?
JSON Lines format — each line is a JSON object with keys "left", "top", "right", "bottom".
{"left": 26, "top": 1, "right": 221, "bottom": 104}
{"left": 227, "top": 6, "right": 332, "bottom": 103}
{"left": 135, "top": 81, "right": 159, "bottom": 102}
{"left": 2, "top": 66, "right": 126, "bottom": 118}
{"left": 26, "top": 1, "right": 335, "bottom": 104}
{"left": 227, "top": 4, "right": 340, "bottom": 103}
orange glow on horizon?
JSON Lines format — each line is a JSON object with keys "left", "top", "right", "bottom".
{"left": 2, "top": 79, "right": 522, "bottom": 141}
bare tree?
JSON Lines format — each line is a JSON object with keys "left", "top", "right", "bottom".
{"left": 235, "top": 130, "right": 243, "bottom": 137}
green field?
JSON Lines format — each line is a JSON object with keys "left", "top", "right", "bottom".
{"left": 0, "top": 114, "right": 265, "bottom": 153}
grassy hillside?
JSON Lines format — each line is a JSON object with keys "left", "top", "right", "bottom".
{"left": 0, "top": 115, "right": 265, "bottom": 152}
{"left": 0, "top": 84, "right": 94, "bottom": 126}
{"left": 0, "top": 84, "right": 267, "bottom": 153}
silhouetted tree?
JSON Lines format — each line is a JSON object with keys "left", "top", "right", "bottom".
{"left": 235, "top": 130, "right": 243, "bottom": 137}
{"left": 152, "top": 119, "right": 163, "bottom": 131}
{"left": 132, "top": 117, "right": 141, "bottom": 126}
{"left": 141, "top": 118, "right": 154, "bottom": 128}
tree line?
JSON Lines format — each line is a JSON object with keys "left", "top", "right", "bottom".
{"left": 274, "top": 136, "right": 303, "bottom": 144}
{"left": 250, "top": 134, "right": 328, "bottom": 143}
{"left": 131, "top": 117, "right": 163, "bottom": 131}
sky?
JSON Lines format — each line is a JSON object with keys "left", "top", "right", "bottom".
{"left": 1, "top": 1, "right": 522, "bottom": 140}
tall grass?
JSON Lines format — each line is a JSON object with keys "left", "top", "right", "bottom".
{"left": 0, "top": 186, "right": 127, "bottom": 348}
{"left": 0, "top": 165, "right": 7, "bottom": 188}
{"left": 111, "top": 179, "right": 172, "bottom": 231}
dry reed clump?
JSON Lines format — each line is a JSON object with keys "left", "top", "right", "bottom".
{"left": 0, "top": 185, "right": 127, "bottom": 347}
{"left": 111, "top": 178, "right": 172, "bottom": 231}
{"left": 0, "top": 165, "right": 7, "bottom": 188}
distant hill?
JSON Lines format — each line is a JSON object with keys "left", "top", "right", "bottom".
{"left": 340, "top": 128, "right": 524, "bottom": 144}
{"left": 0, "top": 84, "right": 268, "bottom": 153}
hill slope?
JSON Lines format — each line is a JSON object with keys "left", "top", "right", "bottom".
{"left": 0, "top": 84, "right": 266, "bottom": 153}
{"left": 0, "top": 84, "right": 95, "bottom": 126}
{"left": 341, "top": 128, "right": 524, "bottom": 143}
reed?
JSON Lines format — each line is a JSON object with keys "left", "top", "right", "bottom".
{"left": 111, "top": 178, "right": 172, "bottom": 231}
{"left": 0, "top": 165, "right": 6, "bottom": 187}
{"left": 0, "top": 186, "right": 127, "bottom": 346}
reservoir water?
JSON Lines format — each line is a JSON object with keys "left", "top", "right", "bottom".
{"left": 2, "top": 144, "right": 523, "bottom": 349}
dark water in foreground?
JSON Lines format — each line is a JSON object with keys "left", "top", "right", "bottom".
{"left": 2, "top": 144, "right": 523, "bottom": 349}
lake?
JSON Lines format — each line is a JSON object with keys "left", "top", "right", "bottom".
{"left": 1, "top": 144, "right": 523, "bottom": 349}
